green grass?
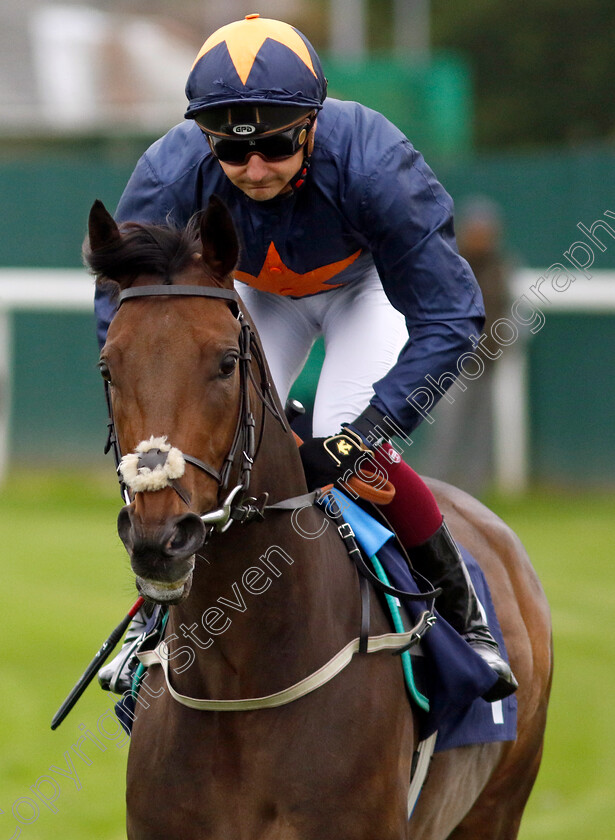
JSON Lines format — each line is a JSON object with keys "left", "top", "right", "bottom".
{"left": 1, "top": 470, "right": 132, "bottom": 840}
{"left": 1, "top": 470, "right": 613, "bottom": 838}
{"left": 483, "top": 489, "right": 615, "bottom": 840}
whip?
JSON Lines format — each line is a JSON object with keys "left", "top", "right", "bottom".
{"left": 51, "top": 596, "right": 145, "bottom": 730}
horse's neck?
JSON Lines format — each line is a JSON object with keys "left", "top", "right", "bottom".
{"left": 251, "top": 410, "right": 307, "bottom": 502}
{"left": 167, "top": 425, "right": 360, "bottom": 696}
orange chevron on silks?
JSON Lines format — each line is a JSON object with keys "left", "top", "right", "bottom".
{"left": 235, "top": 242, "right": 362, "bottom": 296}
{"left": 191, "top": 15, "right": 318, "bottom": 85}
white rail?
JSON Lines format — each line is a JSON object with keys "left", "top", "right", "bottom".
{"left": 0, "top": 270, "right": 93, "bottom": 480}
{"left": 1, "top": 269, "right": 614, "bottom": 489}
{"left": 0, "top": 268, "right": 93, "bottom": 309}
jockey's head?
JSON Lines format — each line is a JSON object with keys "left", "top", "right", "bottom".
{"left": 184, "top": 14, "right": 327, "bottom": 200}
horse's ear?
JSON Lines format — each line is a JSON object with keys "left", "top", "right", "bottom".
{"left": 199, "top": 195, "right": 239, "bottom": 286}
{"left": 88, "top": 200, "right": 121, "bottom": 251}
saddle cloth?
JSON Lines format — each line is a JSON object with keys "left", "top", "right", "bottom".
{"left": 327, "top": 489, "right": 517, "bottom": 752}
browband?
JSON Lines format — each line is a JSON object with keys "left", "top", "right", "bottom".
{"left": 119, "top": 285, "right": 239, "bottom": 306}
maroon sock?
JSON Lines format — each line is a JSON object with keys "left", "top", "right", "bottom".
{"left": 374, "top": 443, "right": 442, "bottom": 547}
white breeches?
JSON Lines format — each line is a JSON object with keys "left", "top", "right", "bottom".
{"left": 236, "top": 270, "right": 407, "bottom": 436}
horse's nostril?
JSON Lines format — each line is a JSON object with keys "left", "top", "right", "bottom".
{"left": 169, "top": 513, "right": 206, "bottom": 556}
{"left": 170, "top": 520, "right": 191, "bottom": 550}
{"left": 170, "top": 531, "right": 184, "bottom": 551}
{"left": 117, "top": 506, "right": 205, "bottom": 563}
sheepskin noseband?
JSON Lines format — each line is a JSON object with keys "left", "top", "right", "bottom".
{"left": 119, "top": 436, "right": 185, "bottom": 493}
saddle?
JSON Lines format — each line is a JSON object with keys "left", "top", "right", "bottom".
{"left": 326, "top": 488, "right": 517, "bottom": 751}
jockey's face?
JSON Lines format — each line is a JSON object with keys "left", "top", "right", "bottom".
{"left": 217, "top": 148, "right": 305, "bottom": 202}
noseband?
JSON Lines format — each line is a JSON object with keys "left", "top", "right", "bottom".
{"left": 103, "top": 284, "right": 285, "bottom": 535}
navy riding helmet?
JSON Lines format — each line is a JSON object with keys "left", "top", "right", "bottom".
{"left": 184, "top": 14, "right": 328, "bottom": 140}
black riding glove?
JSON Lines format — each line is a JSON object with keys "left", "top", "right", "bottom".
{"left": 299, "top": 431, "right": 367, "bottom": 491}
{"left": 346, "top": 404, "right": 389, "bottom": 447}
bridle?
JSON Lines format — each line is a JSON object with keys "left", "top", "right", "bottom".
{"left": 105, "top": 285, "right": 441, "bottom": 716}
{"left": 103, "top": 283, "right": 440, "bottom": 603}
{"left": 103, "top": 283, "right": 286, "bottom": 535}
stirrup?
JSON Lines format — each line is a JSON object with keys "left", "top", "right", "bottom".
{"left": 98, "top": 609, "right": 149, "bottom": 695}
{"left": 463, "top": 633, "right": 519, "bottom": 701}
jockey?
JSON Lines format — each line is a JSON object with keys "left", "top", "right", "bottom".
{"left": 95, "top": 14, "right": 517, "bottom": 702}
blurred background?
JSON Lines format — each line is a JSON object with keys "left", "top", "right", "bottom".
{"left": 1, "top": 1, "right": 614, "bottom": 838}
{"left": 1, "top": 0, "right": 615, "bottom": 491}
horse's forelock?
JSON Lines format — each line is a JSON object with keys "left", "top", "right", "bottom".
{"left": 85, "top": 218, "right": 201, "bottom": 287}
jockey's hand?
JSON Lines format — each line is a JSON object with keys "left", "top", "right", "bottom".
{"left": 299, "top": 431, "right": 367, "bottom": 491}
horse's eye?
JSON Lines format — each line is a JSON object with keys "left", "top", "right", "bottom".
{"left": 219, "top": 353, "right": 238, "bottom": 378}
{"left": 98, "top": 360, "right": 112, "bottom": 382}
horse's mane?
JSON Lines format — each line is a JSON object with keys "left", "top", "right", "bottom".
{"left": 83, "top": 216, "right": 201, "bottom": 291}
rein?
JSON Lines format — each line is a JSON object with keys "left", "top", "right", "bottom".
{"left": 107, "top": 282, "right": 439, "bottom": 713}
{"left": 104, "top": 282, "right": 441, "bottom": 604}
{"left": 104, "top": 283, "right": 286, "bottom": 530}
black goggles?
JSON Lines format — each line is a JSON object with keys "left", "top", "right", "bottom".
{"left": 204, "top": 118, "right": 314, "bottom": 165}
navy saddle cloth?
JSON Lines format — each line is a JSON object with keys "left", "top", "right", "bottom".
{"left": 326, "top": 489, "right": 517, "bottom": 752}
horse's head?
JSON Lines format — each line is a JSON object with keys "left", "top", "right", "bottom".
{"left": 86, "top": 197, "right": 248, "bottom": 604}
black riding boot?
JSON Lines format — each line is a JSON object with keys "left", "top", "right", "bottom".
{"left": 410, "top": 521, "right": 518, "bottom": 702}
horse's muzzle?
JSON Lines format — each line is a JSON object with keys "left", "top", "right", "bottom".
{"left": 117, "top": 506, "right": 206, "bottom": 604}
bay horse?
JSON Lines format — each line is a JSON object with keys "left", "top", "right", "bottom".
{"left": 86, "top": 197, "right": 552, "bottom": 840}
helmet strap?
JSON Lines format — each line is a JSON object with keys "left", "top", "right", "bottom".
{"left": 287, "top": 154, "right": 311, "bottom": 193}
{"left": 287, "top": 119, "right": 316, "bottom": 194}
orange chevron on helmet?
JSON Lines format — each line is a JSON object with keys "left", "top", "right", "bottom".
{"left": 191, "top": 15, "right": 318, "bottom": 85}
{"left": 185, "top": 14, "right": 327, "bottom": 119}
